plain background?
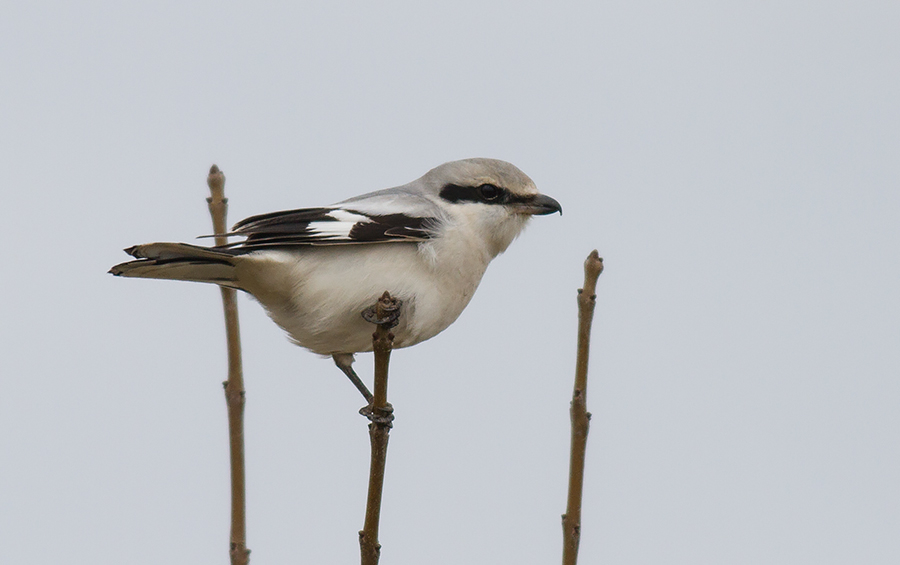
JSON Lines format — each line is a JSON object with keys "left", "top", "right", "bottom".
{"left": 2, "top": 1, "right": 898, "bottom": 563}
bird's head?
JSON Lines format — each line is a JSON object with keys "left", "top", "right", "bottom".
{"left": 422, "top": 158, "right": 562, "bottom": 258}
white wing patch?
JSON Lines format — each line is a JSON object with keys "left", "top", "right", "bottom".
{"left": 326, "top": 209, "right": 371, "bottom": 224}
{"left": 304, "top": 209, "right": 372, "bottom": 239}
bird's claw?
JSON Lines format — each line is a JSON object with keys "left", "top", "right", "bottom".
{"left": 361, "top": 292, "right": 403, "bottom": 328}
{"left": 359, "top": 402, "right": 395, "bottom": 426}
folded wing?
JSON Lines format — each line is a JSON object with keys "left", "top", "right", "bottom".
{"left": 218, "top": 206, "right": 437, "bottom": 250}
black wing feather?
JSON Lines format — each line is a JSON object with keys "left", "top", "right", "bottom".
{"left": 212, "top": 207, "right": 436, "bottom": 250}
{"left": 230, "top": 208, "right": 333, "bottom": 233}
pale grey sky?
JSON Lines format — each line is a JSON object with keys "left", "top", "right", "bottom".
{"left": 1, "top": 1, "right": 898, "bottom": 564}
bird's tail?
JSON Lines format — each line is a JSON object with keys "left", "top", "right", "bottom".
{"left": 109, "top": 243, "right": 242, "bottom": 288}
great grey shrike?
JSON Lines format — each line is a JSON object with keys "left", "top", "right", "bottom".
{"left": 110, "top": 158, "right": 561, "bottom": 400}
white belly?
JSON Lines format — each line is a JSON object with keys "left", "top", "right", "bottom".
{"left": 235, "top": 242, "right": 488, "bottom": 355}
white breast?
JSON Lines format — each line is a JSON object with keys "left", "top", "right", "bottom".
{"left": 235, "top": 241, "right": 490, "bottom": 355}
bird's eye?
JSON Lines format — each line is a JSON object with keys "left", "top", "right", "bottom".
{"left": 477, "top": 184, "right": 502, "bottom": 201}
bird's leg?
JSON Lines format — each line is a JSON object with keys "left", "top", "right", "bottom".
{"left": 332, "top": 353, "right": 394, "bottom": 425}
{"left": 332, "top": 353, "right": 373, "bottom": 403}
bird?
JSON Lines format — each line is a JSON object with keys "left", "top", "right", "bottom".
{"left": 110, "top": 158, "right": 561, "bottom": 402}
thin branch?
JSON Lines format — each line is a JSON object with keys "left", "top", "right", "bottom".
{"left": 359, "top": 291, "right": 401, "bottom": 565}
{"left": 207, "top": 165, "right": 251, "bottom": 565}
{"left": 562, "top": 250, "right": 604, "bottom": 565}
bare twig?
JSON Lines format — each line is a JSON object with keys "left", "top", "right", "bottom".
{"left": 562, "top": 250, "right": 604, "bottom": 565}
{"left": 207, "top": 165, "right": 251, "bottom": 565}
{"left": 359, "top": 291, "right": 401, "bottom": 565}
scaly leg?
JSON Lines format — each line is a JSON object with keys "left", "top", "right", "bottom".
{"left": 332, "top": 353, "right": 373, "bottom": 402}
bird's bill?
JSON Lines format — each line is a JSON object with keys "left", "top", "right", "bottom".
{"left": 514, "top": 194, "right": 563, "bottom": 216}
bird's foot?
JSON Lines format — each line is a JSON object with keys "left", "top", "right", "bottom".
{"left": 359, "top": 401, "right": 394, "bottom": 426}
{"left": 361, "top": 292, "right": 403, "bottom": 328}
